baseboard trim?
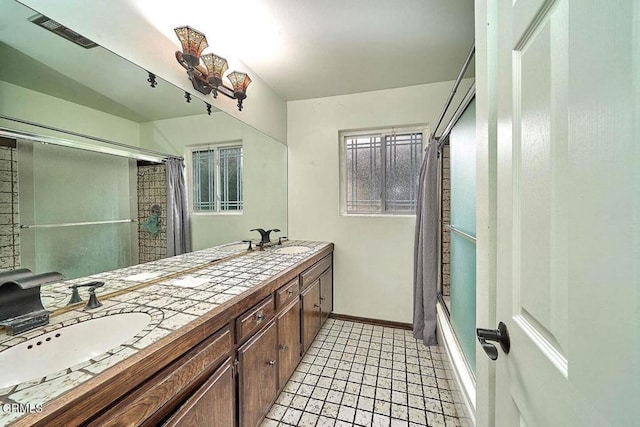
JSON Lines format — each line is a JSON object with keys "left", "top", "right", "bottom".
{"left": 329, "top": 313, "right": 412, "bottom": 330}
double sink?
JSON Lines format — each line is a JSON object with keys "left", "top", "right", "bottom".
{"left": 0, "top": 241, "right": 313, "bottom": 391}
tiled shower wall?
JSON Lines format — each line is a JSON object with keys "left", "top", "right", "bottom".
{"left": 0, "top": 145, "right": 20, "bottom": 271}
{"left": 137, "top": 164, "right": 167, "bottom": 263}
{"left": 441, "top": 144, "right": 451, "bottom": 299}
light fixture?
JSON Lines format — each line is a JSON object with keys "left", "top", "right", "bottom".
{"left": 174, "top": 25, "right": 252, "bottom": 111}
{"left": 147, "top": 72, "right": 157, "bottom": 88}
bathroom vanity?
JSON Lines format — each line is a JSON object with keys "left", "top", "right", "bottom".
{"left": 0, "top": 240, "right": 333, "bottom": 427}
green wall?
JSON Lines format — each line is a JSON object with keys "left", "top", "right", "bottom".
{"left": 1, "top": 78, "right": 288, "bottom": 272}
{"left": 139, "top": 113, "right": 288, "bottom": 250}
{"left": 0, "top": 80, "right": 140, "bottom": 147}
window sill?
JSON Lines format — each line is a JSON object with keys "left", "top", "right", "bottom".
{"left": 340, "top": 212, "right": 416, "bottom": 218}
{"left": 190, "top": 211, "right": 243, "bottom": 216}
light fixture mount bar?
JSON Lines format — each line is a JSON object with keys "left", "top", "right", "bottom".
{"left": 174, "top": 25, "right": 251, "bottom": 111}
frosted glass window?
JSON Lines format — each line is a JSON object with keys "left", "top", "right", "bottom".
{"left": 192, "top": 145, "right": 243, "bottom": 212}
{"left": 193, "top": 150, "right": 216, "bottom": 211}
{"left": 344, "top": 131, "right": 422, "bottom": 214}
{"left": 385, "top": 133, "right": 422, "bottom": 212}
{"left": 345, "top": 135, "right": 383, "bottom": 212}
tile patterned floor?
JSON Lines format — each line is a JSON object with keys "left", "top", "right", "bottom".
{"left": 261, "top": 319, "right": 460, "bottom": 427}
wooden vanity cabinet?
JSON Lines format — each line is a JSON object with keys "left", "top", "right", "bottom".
{"left": 86, "top": 326, "right": 233, "bottom": 427}
{"left": 163, "top": 358, "right": 235, "bottom": 427}
{"left": 319, "top": 266, "right": 333, "bottom": 324}
{"left": 301, "top": 279, "right": 321, "bottom": 353}
{"left": 277, "top": 298, "right": 301, "bottom": 388}
{"left": 236, "top": 295, "right": 275, "bottom": 342}
{"left": 22, "top": 247, "right": 333, "bottom": 427}
{"left": 300, "top": 254, "right": 333, "bottom": 352}
{"left": 237, "top": 320, "right": 279, "bottom": 427}
{"left": 237, "top": 277, "right": 302, "bottom": 427}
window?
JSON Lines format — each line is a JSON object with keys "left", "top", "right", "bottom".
{"left": 191, "top": 144, "right": 243, "bottom": 212}
{"left": 341, "top": 129, "right": 424, "bottom": 214}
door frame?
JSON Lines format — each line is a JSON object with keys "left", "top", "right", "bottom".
{"left": 474, "top": 1, "right": 499, "bottom": 426}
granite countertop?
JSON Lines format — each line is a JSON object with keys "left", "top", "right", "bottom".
{"left": 0, "top": 240, "right": 331, "bottom": 426}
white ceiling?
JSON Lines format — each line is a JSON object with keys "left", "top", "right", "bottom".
{"left": 3, "top": 0, "right": 474, "bottom": 123}
{"left": 0, "top": 0, "right": 210, "bottom": 122}
{"left": 136, "top": 0, "right": 475, "bottom": 100}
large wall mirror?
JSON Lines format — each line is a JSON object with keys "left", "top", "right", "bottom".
{"left": 0, "top": 0, "right": 287, "bottom": 304}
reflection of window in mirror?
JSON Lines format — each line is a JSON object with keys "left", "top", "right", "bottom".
{"left": 188, "top": 142, "right": 243, "bottom": 213}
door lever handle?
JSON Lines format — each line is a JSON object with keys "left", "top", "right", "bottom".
{"left": 476, "top": 321, "right": 510, "bottom": 361}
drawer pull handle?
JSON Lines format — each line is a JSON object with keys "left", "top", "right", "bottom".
{"left": 288, "top": 289, "right": 294, "bottom": 295}
{"left": 280, "top": 345, "right": 289, "bottom": 351}
{"left": 255, "top": 312, "right": 264, "bottom": 322}
{"left": 314, "top": 304, "right": 320, "bottom": 308}
{"left": 268, "top": 360, "right": 276, "bottom": 366}
{"left": 320, "top": 297, "right": 326, "bottom": 301}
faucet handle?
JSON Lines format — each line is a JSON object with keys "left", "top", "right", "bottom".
{"left": 68, "top": 281, "right": 104, "bottom": 306}
{"left": 278, "top": 236, "right": 288, "bottom": 245}
{"left": 242, "top": 239, "right": 254, "bottom": 251}
{"left": 88, "top": 282, "right": 105, "bottom": 291}
{"left": 70, "top": 281, "right": 105, "bottom": 290}
{"left": 84, "top": 284, "right": 104, "bottom": 310}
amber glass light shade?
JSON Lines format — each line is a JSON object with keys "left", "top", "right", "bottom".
{"left": 201, "top": 53, "right": 229, "bottom": 86}
{"left": 174, "top": 26, "right": 208, "bottom": 68}
{"left": 227, "top": 71, "right": 252, "bottom": 98}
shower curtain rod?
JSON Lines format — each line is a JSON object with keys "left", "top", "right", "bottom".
{"left": 430, "top": 44, "right": 475, "bottom": 142}
{"left": 0, "top": 114, "right": 181, "bottom": 161}
{"left": 437, "top": 82, "right": 476, "bottom": 150}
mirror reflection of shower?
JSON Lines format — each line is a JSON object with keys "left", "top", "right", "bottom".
{"left": 15, "top": 139, "right": 141, "bottom": 279}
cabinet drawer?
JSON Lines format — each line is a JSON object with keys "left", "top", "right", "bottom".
{"left": 300, "top": 254, "right": 332, "bottom": 290}
{"left": 276, "top": 278, "right": 300, "bottom": 310}
{"left": 87, "top": 325, "right": 232, "bottom": 427}
{"left": 236, "top": 295, "right": 275, "bottom": 342}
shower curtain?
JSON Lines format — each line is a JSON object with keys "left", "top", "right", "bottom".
{"left": 166, "top": 157, "right": 191, "bottom": 256}
{"left": 413, "top": 138, "right": 441, "bottom": 346}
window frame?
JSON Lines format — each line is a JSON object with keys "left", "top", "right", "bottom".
{"left": 186, "top": 141, "right": 244, "bottom": 215}
{"left": 339, "top": 126, "right": 427, "bottom": 216}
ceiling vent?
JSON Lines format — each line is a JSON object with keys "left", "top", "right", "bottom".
{"left": 29, "top": 14, "right": 98, "bottom": 49}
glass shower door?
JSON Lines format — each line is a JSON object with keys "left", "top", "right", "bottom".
{"left": 17, "top": 140, "right": 138, "bottom": 279}
{"left": 449, "top": 100, "right": 477, "bottom": 374}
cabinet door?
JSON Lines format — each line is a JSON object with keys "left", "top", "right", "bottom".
{"left": 163, "top": 359, "right": 235, "bottom": 427}
{"left": 87, "top": 326, "right": 233, "bottom": 427}
{"left": 238, "top": 321, "right": 278, "bottom": 427}
{"left": 319, "top": 267, "right": 333, "bottom": 325}
{"left": 277, "top": 299, "right": 301, "bottom": 388}
{"left": 301, "top": 279, "right": 321, "bottom": 352}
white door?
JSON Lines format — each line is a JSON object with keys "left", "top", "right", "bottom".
{"left": 487, "top": 0, "right": 639, "bottom": 425}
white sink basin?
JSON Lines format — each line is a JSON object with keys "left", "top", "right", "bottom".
{"left": 276, "top": 245, "right": 312, "bottom": 255}
{"left": 0, "top": 312, "right": 151, "bottom": 388}
{"left": 220, "top": 242, "right": 250, "bottom": 251}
